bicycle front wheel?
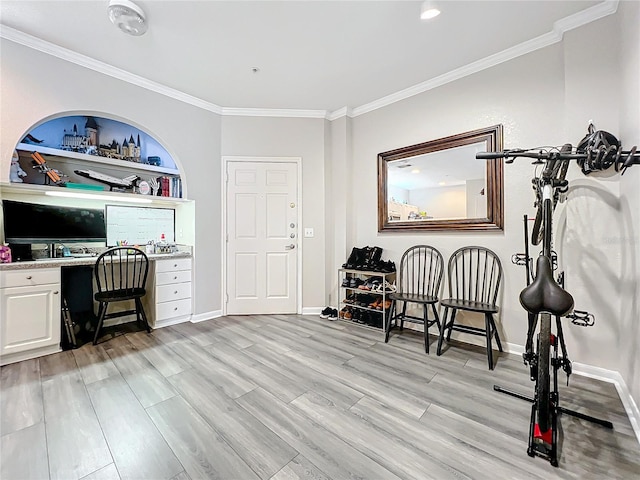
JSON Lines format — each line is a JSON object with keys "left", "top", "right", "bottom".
{"left": 537, "top": 313, "right": 552, "bottom": 432}
{"left": 531, "top": 206, "right": 544, "bottom": 246}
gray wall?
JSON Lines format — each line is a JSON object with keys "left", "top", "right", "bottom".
{"left": 220, "top": 116, "right": 327, "bottom": 309}
{"left": 618, "top": 0, "right": 640, "bottom": 409}
{"left": 1, "top": 4, "right": 637, "bottom": 406}
{"left": 0, "top": 39, "right": 222, "bottom": 318}
{"left": 330, "top": 9, "right": 638, "bottom": 409}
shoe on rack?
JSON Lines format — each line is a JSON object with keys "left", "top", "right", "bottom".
{"left": 341, "top": 277, "right": 351, "bottom": 287}
{"left": 369, "top": 298, "right": 381, "bottom": 309}
{"left": 319, "top": 307, "right": 332, "bottom": 319}
{"left": 328, "top": 308, "right": 338, "bottom": 321}
{"left": 344, "top": 308, "right": 353, "bottom": 320}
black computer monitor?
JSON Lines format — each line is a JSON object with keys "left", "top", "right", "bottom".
{"left": 2, "top": 200, "right": 106, "bottom": 244}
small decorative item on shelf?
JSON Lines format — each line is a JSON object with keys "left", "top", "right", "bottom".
{"left": 10, "top": 150, "right": 27, "bottom": 183}
{"left": 0, "top": 245, "right": 12, "bottom": 264}
{"left": 146, "top": 156, "right": 161, "bottom": 166}
{"left": 31, "top": 151, "right": 67, "bottom": 185}
{"left": 148, "top": 177, "right": 160, "bottom": 196}
{"left": 74, "top": 169, "right": 138, "bottom": 191}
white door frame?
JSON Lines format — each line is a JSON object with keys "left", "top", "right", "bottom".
{"left": 221, "top": 156, "right": 303, "bottom": 316}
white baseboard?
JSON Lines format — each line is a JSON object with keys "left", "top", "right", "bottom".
{"left": 505, "top": 342, "right": 525, "bottom": 356}
{"left": 302, "top": 307, "right": 324, "bottom": 315}
{"left": 191, "top": 310, "right": 222, "bottom": 323}
{"left": 154, "top": 315, "right": 191, "bottom": 329}
{"left": 501, "top": 342, "right": 639, "bottom": 445}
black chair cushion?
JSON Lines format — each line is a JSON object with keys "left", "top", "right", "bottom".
{"left": 440, "top": 298, "right": 499, "bottom": 313}
{"left": 95, "top": 288, "right": 146, "bottom": 303}
{"left": 388, "top": 292, "right": 438, "bottom": 304}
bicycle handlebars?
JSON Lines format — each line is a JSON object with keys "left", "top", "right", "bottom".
{"left": 477, "top": 147, "right": 640, "bottom": 172}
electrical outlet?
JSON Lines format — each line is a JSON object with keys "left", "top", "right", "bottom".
{"left": 304, "top": 228, "right": 314, "bottom": 238}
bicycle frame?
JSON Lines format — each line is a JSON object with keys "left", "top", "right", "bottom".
{"left": 480, "top": 131, "right": 636, "bottom": 467}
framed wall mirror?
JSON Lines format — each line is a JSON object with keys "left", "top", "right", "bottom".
{"left": 378, "top": 125, "right": 503, "bottom": 232}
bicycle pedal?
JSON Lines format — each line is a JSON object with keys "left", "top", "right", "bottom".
{"left": 511, "top": 253, "right": 528, "bottom": 266}
{"left": 567, "top": 310, "right": 595, "bottom": 327}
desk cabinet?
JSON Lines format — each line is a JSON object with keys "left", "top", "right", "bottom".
{"left": 0, "top": 268, "right": 61, "bottom": 365}
{"left": 145, "top": 258, "right": 192, "bottom": 327}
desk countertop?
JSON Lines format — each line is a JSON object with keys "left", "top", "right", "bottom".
{"left": 0, "top": 252, "right": 192, "bottom": 271}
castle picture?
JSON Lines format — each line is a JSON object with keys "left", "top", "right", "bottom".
{"left": 60, "top": 116, "right": 142, "bottom": 162}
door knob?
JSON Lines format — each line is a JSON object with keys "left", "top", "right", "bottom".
{"left": 285, "top": 244, "right": 296, "bottom": 250}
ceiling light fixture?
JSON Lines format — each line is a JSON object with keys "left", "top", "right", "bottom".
{"left": 107, "top": 0, "right": 147, "bottom": 36}
{"left": 420, "top": 0, "right": 441, "bottom": 20}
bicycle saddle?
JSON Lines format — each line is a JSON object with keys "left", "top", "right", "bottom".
{"left": 520, "top": 256, "right": 574, "bottom": 316}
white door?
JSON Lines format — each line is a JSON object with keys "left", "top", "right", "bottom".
{"left": 226, "top": 161, "right": 298, "bottom": 314}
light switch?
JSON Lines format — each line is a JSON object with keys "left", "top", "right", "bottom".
{"left": 304, "top": 228, "right": 314, "bottom": 238}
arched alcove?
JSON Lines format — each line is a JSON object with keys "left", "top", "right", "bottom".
{"left": 11, "top": 113, "right": 186, "bottom": 199}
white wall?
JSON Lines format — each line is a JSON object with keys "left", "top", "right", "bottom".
{"left": 220, "top": 116, "right": 327, "bottom": 309}
{"left": 0, "top": 39, "right": 222, "bottom": 318}
{"left": 340, "top": 12, "right": 637, "bottom": 403}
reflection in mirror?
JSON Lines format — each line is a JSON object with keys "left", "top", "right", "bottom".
{"left": 378, "top": 125, "right": 503, "bottom": 232}
{"left": 387, "top": 142, "right": 487, "bottom": 222}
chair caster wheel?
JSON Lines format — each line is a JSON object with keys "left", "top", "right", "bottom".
{"left": 527, "top": 448, "right": 535, "bottom": 458}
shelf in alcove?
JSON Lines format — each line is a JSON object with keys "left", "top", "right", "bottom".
{"left": 17, "top": 143, "right": 180, "bottom": 176}
{"left": 0, "top": 182, "right": 190, "bottom": 205}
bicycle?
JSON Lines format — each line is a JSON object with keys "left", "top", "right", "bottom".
{"left": 477, "top": 124, "right": 639, "bottom": 467}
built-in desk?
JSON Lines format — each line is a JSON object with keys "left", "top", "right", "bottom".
{"left": 0, "top": 252, "right": 192, "bottom": 366}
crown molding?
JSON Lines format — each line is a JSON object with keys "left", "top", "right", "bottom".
{"left": 0, "top": 25, "right": 224, "bottom": 115}
{"left": 1, "top": 1, "right": 618, "bottom": 121}
{"left": 221, "top": 107, "right": 327, "bottom": 119}
{"left": 326, "top": 107, "right": 353, "bottom": 121}
{"left": 349, "top": 0, "right": 619, "bottom": 118}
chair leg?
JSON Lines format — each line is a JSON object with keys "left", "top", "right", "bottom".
{"left": 400, "top": 302, "right": 407, "bottom": 330}
{"left": 384, "top": 303, "right": 393, "bottom": 343}
{"left": 490, "top": 315, "right": 503, "bottom": 352}
{"left": 446, "top": 309, "right": 457, "bottom": 342}
{"left": 93, "top": 302, "right": 108, "bottom": 345}
{"left": 485, "top": 313, "right": 494, "bottom": 370}
{"left": 136, "top": 298, "right": 151, "bottom": 333}
{"left": 423, "top": 305, "right": 430, "bottom": 354}
{"left": 431, "top": 303, "right": 441, "bottom": 332}
{"left": 436, "top": 307, "right": 449, "bottom": 355}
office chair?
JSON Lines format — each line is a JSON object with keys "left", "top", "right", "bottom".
{"left": 436, "top": 246, "right": 503, "bottom": 370}
{"left": 93, "top": 246, "right": 150, "bottom": 344}
{"left": 385, "top": 245, "right": 444, "bottom": 353}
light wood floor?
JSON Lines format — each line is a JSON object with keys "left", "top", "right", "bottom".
{"left": 1, "top": 314, "right": 638, "bottom": 480}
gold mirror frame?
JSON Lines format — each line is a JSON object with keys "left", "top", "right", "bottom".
{"left": 378, "top": 125, "right": 504, "bottom": 232}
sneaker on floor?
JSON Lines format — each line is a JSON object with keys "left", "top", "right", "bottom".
{"left": 328, "top": 308, "right": 338, "bottom": 321}
{"left": 319, "top": 307, "right": 333, "bottom": 319}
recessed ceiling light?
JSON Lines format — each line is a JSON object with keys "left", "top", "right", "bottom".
{"left": 411, "top": 169, "right": 420, "bottom": 174}
{"left": 439, "top": 181, "right": 446, "bottom": 186}
{"left": 420, "top": 0, "right": 441, "bottom": 20}
{"left": 107, "top": 0, "right": 147, "bottom": 36}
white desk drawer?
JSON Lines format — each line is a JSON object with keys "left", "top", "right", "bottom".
{"left": 156, "top": 282, "right": 191, "bottom": 302}
{"left": 155, "top": 258, "right": 191, "bottom": 273}
{"left": 156, "top": 270, "right": 191, "bottom": 286}
{"left": 0, "top": 268, "right": 60, "bottom": 289}
{"left": 156, "top": 298, "right": 191, "bottom": 321}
